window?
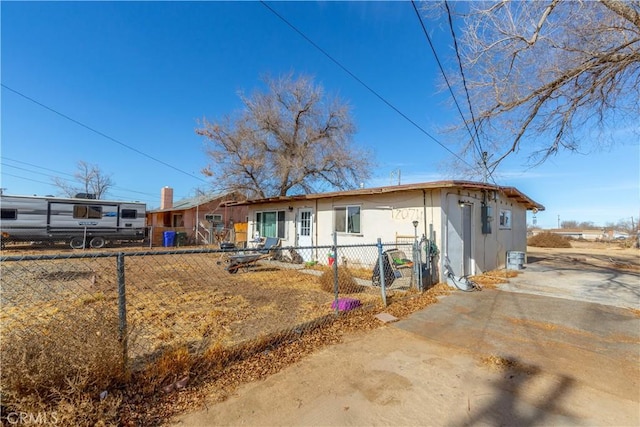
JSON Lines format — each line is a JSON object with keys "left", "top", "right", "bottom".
{"left": 205, "top": 214, "right": 223, "bottom": 223}
{"left": 255, "top": 210, "right": 285, "bottom": 238}
{"left": 1, "top": 209, "right": 17, "bottom": 220}
{"left": 121, "top": 209, "right": 137, "bottom": 219}
{"left": 499, "top": 209, "right": 512, "bottom": 229}
{"left": 334, "top": 206, "right": 361, "bottom": 234}
{"left": 73, "top": 205, "right": 102, "bottom": 219}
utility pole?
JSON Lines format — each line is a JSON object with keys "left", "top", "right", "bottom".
{"left": 557, "top": 215, "right": 561, "bottom": 229}
{"left": 390, "top": 169, "right": 401, "bottom": 185}
{"left": 482, "top": 152, "right": 489, "bottom": 183}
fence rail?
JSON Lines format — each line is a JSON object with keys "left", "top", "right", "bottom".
{"left": 1, "top": 240, "right": 435, "bottom": 372}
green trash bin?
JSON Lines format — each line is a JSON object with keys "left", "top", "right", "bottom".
{"left": 176, "top": 232, "right": 188, "bottom": 247}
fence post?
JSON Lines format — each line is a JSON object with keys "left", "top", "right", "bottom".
{"left": 377, "top": 238, "right": 387, "bottom": 307}
{"left": 332, "top": 232, "right": 339, "bottom": 314}
{"left": 117, "top": 252, "right": 129, "bottom": 374}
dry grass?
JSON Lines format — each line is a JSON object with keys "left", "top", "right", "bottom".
{"left": 0, "top": 305, "right": 126, "bottom": 426}
{"left": 318, "top": 268, "right": 367, "bottom": 294}
{"left": 470, "top": 269, "right": 520, "bottom": 289}
{"left": 480, "top": 355, "right": 540, "bottom": 375}
{"left": 528, "top": 232, "right": 572, "bottom": 248}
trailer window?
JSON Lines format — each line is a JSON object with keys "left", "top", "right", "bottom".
{"left": 121, "top": 209, "right": 137, "bottom": 219}
{"left": 1, "top": 209, "right": 17, "bottom": 220}
{"left": 74, "top": 205, "right": 102, "bottom": 219}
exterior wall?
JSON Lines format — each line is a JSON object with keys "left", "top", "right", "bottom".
{"left": 245, "top": 186, "right": 529, "bottom": 281}
{"left": 147, "top": 197, "right": 247, "bottom": 246}
{"left": 246, "top": 190, "right": 442, "bottom": 246}
{"left": 441, "top": 188, "right": 527, "bottom": 277}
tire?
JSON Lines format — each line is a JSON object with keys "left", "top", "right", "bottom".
{"left": 70, "top": 237, "right": 86, "bottom": 249}
{"left": 90, "top": 236, "right": 106, "bottom": 249}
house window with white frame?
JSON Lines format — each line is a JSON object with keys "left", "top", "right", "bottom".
{"left": 499, "top": 209, "right": 512, "bottom": 229}
{"left": 255, "top": 210, "right": 285, "bottom": 238}
{"left": 334, "top": 205, "right": 361, "bottom": 234}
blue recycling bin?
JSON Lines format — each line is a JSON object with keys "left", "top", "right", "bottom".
{"left": 163, "top": 231, "right": 176, "bottom": 247}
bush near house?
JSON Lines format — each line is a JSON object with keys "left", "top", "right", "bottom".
{"left": 527, "top": 232, "right": 572, "bottom": 248}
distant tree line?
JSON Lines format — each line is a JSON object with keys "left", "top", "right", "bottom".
{"left": 530, "top": 218, "right": 637, "bottom": 233}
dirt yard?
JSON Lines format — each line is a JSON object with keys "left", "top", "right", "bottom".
{"left": 171, "top": 241, "right": 640, "bottom": 426}
{"left": 0, "top": 246, "right": 386, "bottom": 363}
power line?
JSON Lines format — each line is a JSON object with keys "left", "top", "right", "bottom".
{"left": 443, "top": 1, "right": 483, "bottom": 154}
{"left": 1, "top": 172, "right": 59, "bottom": 190}
{"left": 1, "top": 157, "right": 160, "bottom": 199}
{"left": 1, "top": 83, "right": 208, "bottom": 184}
{"left": 443, "top": 1, "right": 493, "bottom": 183}
{"left": 259, "top": 0, "right": 474, "bottom": 169}
{"left": 410, "top": 1, "right": 484, "bottom": 162}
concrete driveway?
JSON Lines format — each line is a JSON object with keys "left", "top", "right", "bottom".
{"left": 497, "top": 250, "right": 639, "bottom": 309}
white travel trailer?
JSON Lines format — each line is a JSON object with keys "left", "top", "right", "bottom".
{"left": 0, "top": 194, "right": 146, "bottom": 249}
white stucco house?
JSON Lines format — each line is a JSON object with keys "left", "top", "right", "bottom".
{"left": 232, "top": 180, "right": 544, "bottom": 281}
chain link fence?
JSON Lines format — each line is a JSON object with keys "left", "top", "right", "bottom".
{"left": 1, "top": 239, "right": 434, "bottom": 378}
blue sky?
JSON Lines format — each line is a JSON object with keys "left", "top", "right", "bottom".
{"left": 1, "top": 1, "right": 638, "bottom": 229}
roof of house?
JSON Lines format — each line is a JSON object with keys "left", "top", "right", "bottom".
{"left": 149, "top": 192, "right": 239, "bottom": 213}
{"left": 230, "top": 180, "right": 545, "bottom": 211}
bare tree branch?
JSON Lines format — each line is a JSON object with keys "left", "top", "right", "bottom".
{"left": 438, "top": 0, "right": 640, "bottom": 173}
{"left": 52, "top": 161, "right": 114, "bottom": 199}
{"left": 196, "top": 73, "right": 373, "bottom": 198}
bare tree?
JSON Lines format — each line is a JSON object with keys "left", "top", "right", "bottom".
{"left": 438, "top": 0, "right": 640, "bottom": 173}
{"left": 196, "top": 74, "right": 373, "bottom": 198}
{"left": 53, "top": 161, "right": 114, "bottom": 199}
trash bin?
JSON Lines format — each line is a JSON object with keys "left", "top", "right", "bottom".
{"left": 163, "top": 231, "right": 176, "bottom": 247}
{"left": 506, "top": 250, "right": 525, "bottom": 270}
{"left": 176, "top": 232, "right": 188, "bottom": 247}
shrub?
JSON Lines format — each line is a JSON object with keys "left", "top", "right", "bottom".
{"left": 527, "top": 232, "right": 572, "bottom": 248}
{"left": 318, "top": 267, "right": 365, "bottom": 294}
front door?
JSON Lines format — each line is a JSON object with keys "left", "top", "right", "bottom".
{"left": 297, "top": 209, "right": 313, "bottom": 261}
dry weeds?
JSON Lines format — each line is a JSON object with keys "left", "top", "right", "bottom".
{"left": 470, "top": 269, "right": 520, "bottom": 289}
{"left": 528, "top": 232, "right": 572, "bottom": 248}
{"left": 1, "top": 306, "right": 126, "bottom": 426}
{"left": 318, "top": 268, "right": 367, "bottom": 294}
{"left": 479, "top": 355, "right": 540, "bottom": 375}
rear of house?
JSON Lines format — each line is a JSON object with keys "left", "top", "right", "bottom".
{"left": 233, "top": 181, "right": 543, "bottom": 281}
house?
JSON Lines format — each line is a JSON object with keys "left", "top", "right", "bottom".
{"left": 146, "top": 187, "right": 248, "bottom": 246}
{"left": 231, "top": 180, "right": 544, "bottom": 281}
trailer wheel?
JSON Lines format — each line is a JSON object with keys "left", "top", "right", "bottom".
{"left": 90, "top": 236, "right": 106, "bottom": 249}
{"left": 70, "top": 237, "right": 86, "bottom": 249}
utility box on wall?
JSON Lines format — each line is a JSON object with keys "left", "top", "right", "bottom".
{"left": 481, "top": 204, "right": 493, "bottom": 234}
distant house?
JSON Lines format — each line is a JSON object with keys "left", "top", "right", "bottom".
{"left": 231, "top": 180, "right": 544, "bottom": 281}
{"left": 146, "top": 187, "right": 247, "bottom": 246}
